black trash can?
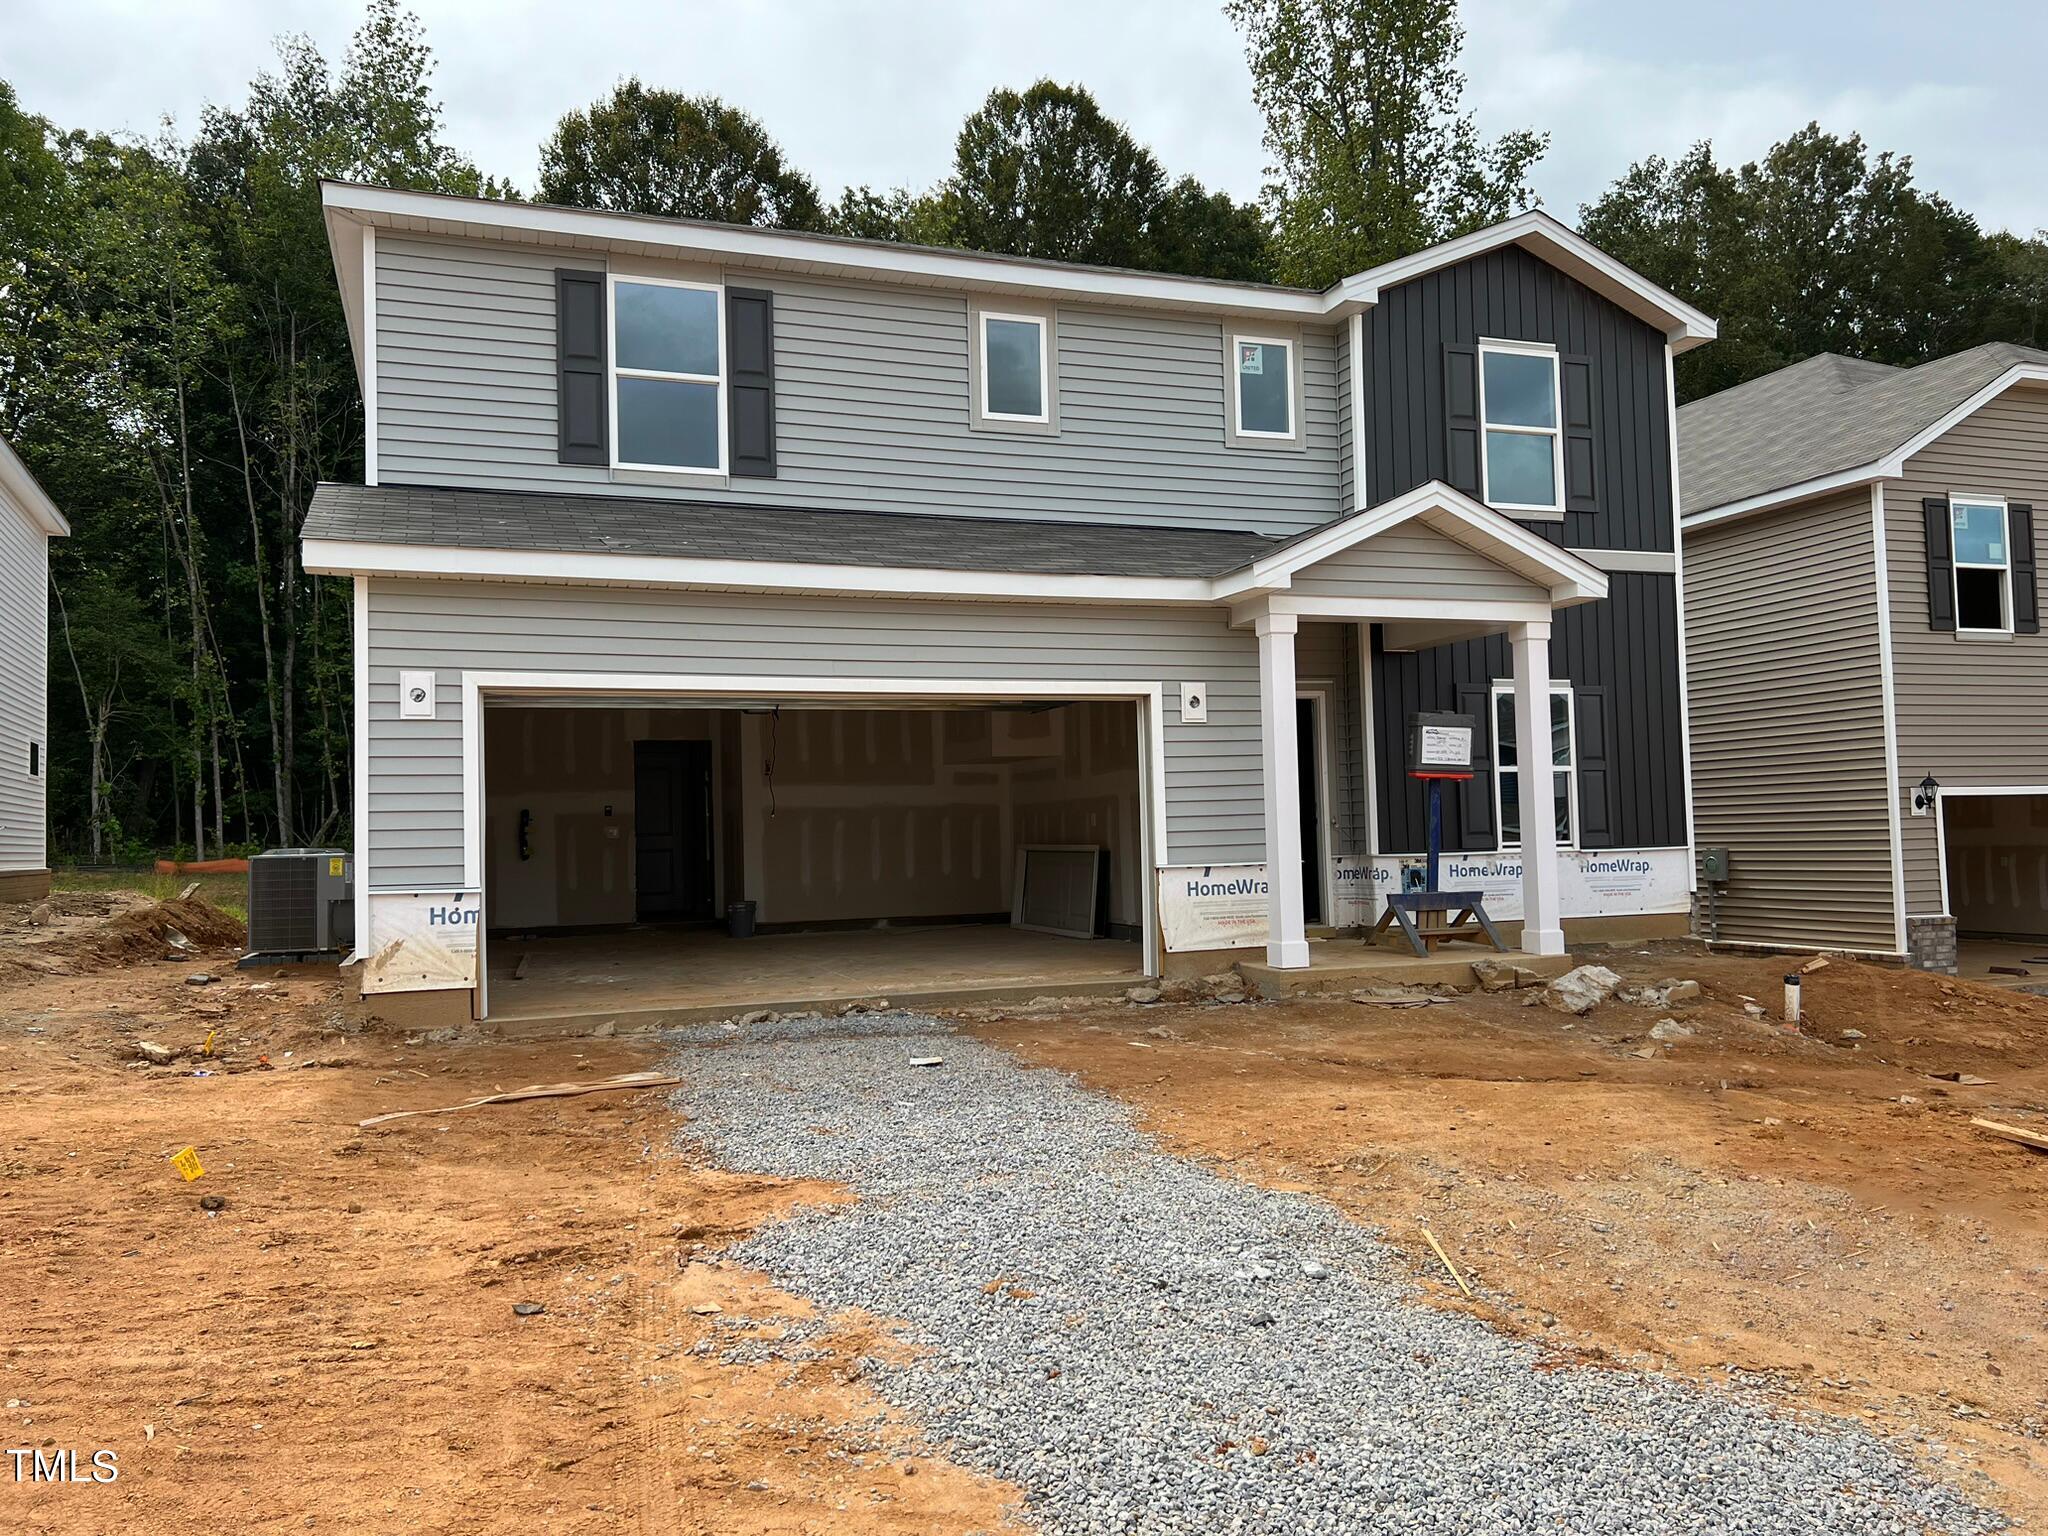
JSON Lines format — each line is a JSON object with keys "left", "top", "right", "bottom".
{"left": 727, "top": 900, "right": 757, "bottom": 939}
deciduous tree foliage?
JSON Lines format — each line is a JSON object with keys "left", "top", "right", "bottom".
{"left": 538, "top": 81, "right": 825, "bottom": 228}
{"left": 1227, "top": 0, "right": 1546, "bottom": 286}
{"left": 1579, "top": 126, "right": 2046, "bottom": 401}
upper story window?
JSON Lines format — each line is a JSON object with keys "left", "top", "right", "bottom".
{"left": 612, "top": 275, "right": 725, "bottom": 473}
{"left": 980, "top": 312, "right": 1048, "bottom": 422}
{"left": 1951, "top": 495, "right": 2012, "bottom": 633}
{"left": 1230, "top": 334, "right": 1296, "bottom": 444}
{"left": 1491, "top": 683, "right": 1576, "bottom": 849}
{"left": 1479, "top": 340, "right": 1562, "bottom": 513}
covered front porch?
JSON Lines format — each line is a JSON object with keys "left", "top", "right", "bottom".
{"left": 1223, "top": 481, "right": 1612, "bottom": 972}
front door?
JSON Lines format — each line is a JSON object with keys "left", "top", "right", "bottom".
{"left": 634, "top": 740, "right": 715, "bottom": 921}
{"left": 1296, "top": 697, "right": 1324, "bottom": 925}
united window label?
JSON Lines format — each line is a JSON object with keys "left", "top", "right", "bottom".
{"left": 1239, "top": 344, "right": 1263, "bottom": 375}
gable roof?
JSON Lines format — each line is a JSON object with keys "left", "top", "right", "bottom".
{"left": 318, "top": 184, "right": 1716, "bottom": 389}
{"left": 1680, "top": 342, "right": 2048, "bottom": 525}
{"left": 0, "top": 436, "right": 68, "bottom": 537}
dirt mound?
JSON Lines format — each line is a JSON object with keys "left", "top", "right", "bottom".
{"left": 0, "top": 896, "right": 245, "bottom": 983}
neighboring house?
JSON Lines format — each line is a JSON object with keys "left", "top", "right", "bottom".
{"left": 0, "top": 437, "right": 68, "bottom": 902}
{"left": 304, "top": 184, "right": 1712, "bottom": 1026}
{"left": 1681, "top": 342, "right": 2048, "bottom": 971}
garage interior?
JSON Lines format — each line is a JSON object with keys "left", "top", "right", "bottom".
{"left": 1941, "top": 792, "right": 2048, "bottom": 987}
{"left": 478, "top": 697, "right": 1147, "bottom": 1023}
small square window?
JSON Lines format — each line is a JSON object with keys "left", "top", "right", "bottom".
{"left": 1234, "top": 339, "right": 1293, "bottom": 437}
{"left": 981, "top": 315, "right": 1046, "bottom": 420}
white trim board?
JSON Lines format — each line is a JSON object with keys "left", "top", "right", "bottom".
{"left": 0, "top": 436, "right": 69, "bottom": 537}
{"left": 1870, "top": 483, "right": 1908, "bottom": 954}
{"left": 444, "top": 671, "right": 1169, "bottom": 980}
{"left": 321, "top": 185, "right": 1715, "bottom": 346}
{"left": 1664, "top": 345, "right": 1699, "bottom": 897}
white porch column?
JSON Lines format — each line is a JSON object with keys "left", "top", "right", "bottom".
{"left": 1255, "top": 611, "right": 1311, "bottom": 969}
{"left": 1510, "top": 620, "right": 1566, "bottom": 956}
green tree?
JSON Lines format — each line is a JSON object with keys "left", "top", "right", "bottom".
{"left": 824, "top": 184, "right": 949, "bottom": 245}
{"left": 1226, "top": 0, "right": 1545, "bottom": 286}
{"left": 1580, "top": 126, "right": 2017, "bottom": 400}
{"left": 924, "top": 80, "right": 1272, "bottom": 280}
{"left": 538, "top": 81, "right": 824, "bottom": 228}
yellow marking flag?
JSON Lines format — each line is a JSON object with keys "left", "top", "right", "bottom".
{"left": 170, "top": 1147, "right": 205, "bottom": 1181}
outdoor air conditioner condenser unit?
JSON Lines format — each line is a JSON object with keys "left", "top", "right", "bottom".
{"left": 246, "top": 848, "right": 354, "bottom": 957}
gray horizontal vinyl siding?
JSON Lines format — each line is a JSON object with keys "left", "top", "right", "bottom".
{"left": 374, "top": 233, "right": 1342, "bottom": 535}
{"left": 1683, "top": 490, "right": 1895, "bottom": 950}
{"left": 1288, "top": 525, "right": 1546, "bottom": 603}
{"left": 0, "top": 494, "right": 47, "bottom": 873}
{"left": 1886, "top": 386, "right": 2048, "bottom": 912}
{"left": 362, "top": 579, "right": 1264, "bottom": 890}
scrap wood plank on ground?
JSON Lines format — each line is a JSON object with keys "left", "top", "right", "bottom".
{"left": 358, "top": 1071, "right": 682, "bottom": 1128}
{"left": 1972, "top": 1117, "right": 2048, "bottom": 1152}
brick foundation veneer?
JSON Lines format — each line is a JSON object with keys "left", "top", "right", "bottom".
{"left": 0, "top": 869, "right": 52, "bottom": 903}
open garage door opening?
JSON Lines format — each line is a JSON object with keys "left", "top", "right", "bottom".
{"left": 1942, "top": 792, "right": 2048, "bottom": 988}
{"left": 477, "top": 694, "right": 1151, "bottom": 1027}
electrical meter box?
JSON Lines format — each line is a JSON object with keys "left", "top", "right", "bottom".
{"left": 1699, "top": 846, "right": 1731, "bottom": 884}
{"left": 1406, "top": 711, "right": 1476, "bottom": 776}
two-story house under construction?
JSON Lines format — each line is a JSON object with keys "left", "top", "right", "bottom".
{"left": 306, "top": 184, "right": 1714, "bottom": 1030}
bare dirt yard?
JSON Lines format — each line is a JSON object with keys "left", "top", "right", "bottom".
{"left": 982, "top": 945, "right": 2048, "bottom": 1524}
{"left": 2, "top": 897, "right": 2045, "bottom": 1531}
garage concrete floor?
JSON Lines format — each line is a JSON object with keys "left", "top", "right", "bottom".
{"left": 485, "top": 922, "right": 1144, "bottom": 1027}
{"left": 1954, "top": 936, "right": 2048, "bottom": 991}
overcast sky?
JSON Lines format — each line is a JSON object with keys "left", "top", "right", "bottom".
{"left": 8, "top": 0, "right": 2047, "bottom": 236}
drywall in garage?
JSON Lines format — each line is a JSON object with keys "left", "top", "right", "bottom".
{"left": 1944, "top": 793, "right": 2048, "bottom": 940}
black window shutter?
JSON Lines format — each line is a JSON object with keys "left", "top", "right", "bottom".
{"left": 1455, "top": 682, "right": 1496, "bottom": 850}
{"left": 1922, "top": 496, "right": 1956, "bottom": 631}
{"left": 1561, "top": 354, "right": 1597, "bottom": 513}
{"left": 2011, "top": 503, "right": 2039, "bottom": 634}
{"left": 1443, "top": 345, "right": 1481, "bottom": 497}
{"left": 726, "top": 286, "right": 776, "bottom": 478}
{"left": 556, "top": 269, "right": 607, "bottom": 465}
{"left": 1573, "top": 685, "right": 1615, "bottom": 848}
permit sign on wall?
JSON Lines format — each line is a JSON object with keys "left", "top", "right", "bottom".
{"left": 364, "top": 891, "right": 481, "bottom": 993}
{"left": 1158, "top": 864, "right": 1270, "bottom": 953}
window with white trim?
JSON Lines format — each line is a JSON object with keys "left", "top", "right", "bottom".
{"left": 611, "top": 275, "right": 725, "bottom": 472}
{"left": 1231, "top": 334, "right": 1295, "bottom": 440}
{"left": 1490, "top": 684, "right": 1575, "bottom": 849}
{"left": 979, "top": 311, "right": 1049, "bottom": 422}
{"left": 1479, "top": 340, "right": 1563, "bottom": 513}
{"left": 1951, "top": 494, "right": 2012, "bottom": 633}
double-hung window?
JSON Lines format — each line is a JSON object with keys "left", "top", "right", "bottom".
{"left": 1490, "top": 684, "right": 1576, "bottom": 849}
{"left": 978, "top": 311, "right": 1049, "bottom": 424}
{"left": 612, "top": 275, "right": 725, "bottom": 473}
{"left": 1230, "top": 334, "right": 1295, "bottom": 443}
{"left": 1478, "top": 340, "right": 1563, "bottom": 513}
{"left": 1951, "top": 494, "right": 2012, "bottom": 633}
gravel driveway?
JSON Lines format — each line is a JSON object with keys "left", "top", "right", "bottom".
{"left": 667, "top": 1013, "right": 2000, "bottom": 1535}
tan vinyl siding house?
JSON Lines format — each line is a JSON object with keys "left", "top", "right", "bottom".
{"left": 1680, "top": 345, "right": 2048, "bottom": 968}
{"left": 1682, "top": 490, "right": 1896, "bottom": 950}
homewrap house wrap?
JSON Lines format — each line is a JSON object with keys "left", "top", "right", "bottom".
{"left": 303, "top": 183, "right": 1714, "bottom": 1027}
{"left": 1681, "top": 342, "right": 2048, "bottom": 974}
{"left": 0, "top": 436, "right": 67, "bottom": 903}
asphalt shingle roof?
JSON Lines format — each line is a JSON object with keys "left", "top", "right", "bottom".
{"left": 1679, "top": 342, "right": 2048, "bottom": 517}
{"left": 303, "top": 482, "right": 1279, "bottom": 579}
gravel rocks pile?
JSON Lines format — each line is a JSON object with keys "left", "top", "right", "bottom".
{"left": 667, "top": 1012, "right": 2000, "bottom": 1536}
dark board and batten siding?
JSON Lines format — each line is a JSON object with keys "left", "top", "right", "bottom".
{"left": 1359, "top": 245, "right": 1688, "bottom": 852}
{"left": 1356, "top": 243, "right": 1676, "bottom": 554}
